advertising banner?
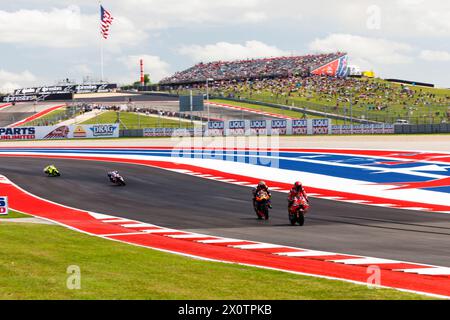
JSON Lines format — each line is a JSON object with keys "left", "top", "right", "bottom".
{"left": 331, "top": 125, "right": 341, "bottom": 135}
{"left": 352, "top": 125, "right": 362, "bottom": 134}
{"left": 291, "top": 119, "right": 308, "bottom": 135}
{"left": 249, "top": 120, "right": 267, "bottom": 135}
{"left": 2, "top": 93, "right": 73, "bottom": 103}
{"left": 12, "top": 84, "right": 117, "bottom": 96}
{"left": 312, "top": 119, "right": 330, "bottom": 134}
{"left": 270, "top": 119, "right": 287, "bottom": 135}
{"left": 373, "top": 124, "right": 384, "bottom": 134}
{"left": 226, "top": 120, "right": 246, "bottom": 136}
{"left": 0, "top": 196, "right": 8, "bottom": 215}
{"left": 207, "top": 121, "right": 225, "bottom": 136}
{"left": 384, "top": 124, "right": 395, "bottom": 134}
{"left": 0, "top": 124, "right": 119, "bottom": 140}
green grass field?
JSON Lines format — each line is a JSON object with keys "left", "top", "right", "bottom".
{"left": 0, "top": 211, "right": 432, "bottom": 300}
{"left": 81, "top": 111, "right": 194, "bottom": 130}
{"left": 25, "top": 107, "right": 74, "bottom": 126}
{"left": 0, "top": 210, "right": 30, "bottom": 219}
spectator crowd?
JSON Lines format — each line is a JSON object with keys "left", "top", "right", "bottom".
{"left": 160, "top": 52, "right": 345, "bottom": 84}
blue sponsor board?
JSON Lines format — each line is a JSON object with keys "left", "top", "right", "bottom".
{"left": 207, "top": 121, "right": 225, "bottom": 136}
{"left": 250, "top": 120, "right": 267, "bottom": 135}
{"left": 271, "top": 119, "right": 287, "bottom": 135}
{"left": 292, "top": 119, "right": 307, "bottom": 135}
{"left": 228, "top": 120, "right": 246, "bottom": 135}
{"left": 89, "top": 125, "right": 117, "bottom": 137}
{"left": 312, "top": 119, "right": 329, "bottom": 134}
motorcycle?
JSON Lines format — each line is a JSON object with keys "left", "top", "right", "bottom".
{"left": 109, "top": 173, "right": 126, "bottom": 186}
{"left": 289, "top": 196, "right": 309, "bottom": 226}
{"left": 254, "top": 190, "right": 271, "bottom": 220}
{"left": 44, "top": 166, "right": 60, "bottom": 177}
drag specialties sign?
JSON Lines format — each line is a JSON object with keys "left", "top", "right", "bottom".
{"left": 270, "top": 119, "right": 287, "bottom": 135}
{"left": 0, "top": 196, "right": 8, "bottom": 215}
{"left": 0, "top": 127, "right": 36, "bottom": 140}
{"left": 249, "top": 120, "right": 267, "bottom": 135}
{"left": 207, "top": 121, "right": 225, "bottom": 136}
{"left": 227, "top": 120, "right": 246, "bottom": 136}
{"left": 89, "top": 124, "right": 118, "bottom": 137}
{"left": 291, "top": 119, "right": 307, "bottom": 135}
{"left": 312, "top": 119, "right": 330, "bottom": 134}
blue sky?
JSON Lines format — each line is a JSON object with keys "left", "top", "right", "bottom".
{"left": 1, "top": 0, "right": 449, "bottom": 93}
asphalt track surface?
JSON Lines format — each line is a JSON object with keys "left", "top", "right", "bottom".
{"left": 1, "top": 157, "right": 449, "bottom": 267}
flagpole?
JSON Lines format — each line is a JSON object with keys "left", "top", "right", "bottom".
{"left": 100, "top": 33, "right": 104, "bottom": 82}
{"left": 99, "top": 2, "right": 104, "bottom": 83}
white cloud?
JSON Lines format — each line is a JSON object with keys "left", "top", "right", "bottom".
{"left": 0, "top": 69, "right": 37, "bottom": 93}
{"left": 178, "top": 41, "right": 290, "bottom": 62}
{"left": 0, "top": 7, "right": 146, "bottom": 49}
{"left": 119, "top": 54, "right": 171, "bottom": 83}
{"left": 419, "top": 50, "right": 450, "bottom": 62}
{"left": 309, "top": 34, "right": 414, "bottom": 67}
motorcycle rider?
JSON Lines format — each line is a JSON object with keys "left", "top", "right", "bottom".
{"left": 107, "top": 170, "right": 120, "bottom": 183}
{"left": 43, "top": 164, "right": 58, "bottom": 176}
{"left": 288, "top": 181, "right": 309, "bottom": 212}
{"left": 252, "top": 181, "right": 272, "bottom": 210}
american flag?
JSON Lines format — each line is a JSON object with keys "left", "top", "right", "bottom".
{"left": 100, "top": 5, "right": 114, "bottom": 39}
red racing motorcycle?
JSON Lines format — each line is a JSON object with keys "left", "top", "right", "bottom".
{"left": 289, "top": 195, "right": 309, "bottom": 226}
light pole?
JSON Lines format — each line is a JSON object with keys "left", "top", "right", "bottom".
{"left": 206, "top": 78, "right": 214, "bottom": 124}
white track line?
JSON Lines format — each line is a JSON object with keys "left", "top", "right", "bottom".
{"left": 231, "top": 243, "right": 285, "bottom": 249}
{"left": 396, "top": 267, "right": 450, "bottom": 275}
{"left": 275, "top": 250, "right": 336, "bottom": 257}
{"left": 331, "top": 257, "right": 399, "bottom": 265}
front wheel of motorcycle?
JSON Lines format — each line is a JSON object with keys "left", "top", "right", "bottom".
{"left": 298, "top": 213, "right": 305, "bottom": 226}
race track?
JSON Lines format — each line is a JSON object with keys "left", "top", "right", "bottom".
{"left": 1, "top": 157, "right": 449, "bottom": 267}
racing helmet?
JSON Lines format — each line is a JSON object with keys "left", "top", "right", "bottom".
{"left": 294, "top": 181, "right": 303, "bottom": 191}
{"left": 258, "top": 181, "right": 267, "bottom": 188}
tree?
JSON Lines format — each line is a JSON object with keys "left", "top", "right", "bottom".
{"left": 144, "top": 74, "right": 150, "bottom": 85}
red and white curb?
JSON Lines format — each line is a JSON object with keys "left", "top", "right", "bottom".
{"left": 8, "top": 104, "right": 66, "bottom": 127}
{"left": 0, "top": 174, "right": 449, "bottom": 298}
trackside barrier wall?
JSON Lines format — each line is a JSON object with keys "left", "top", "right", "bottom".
{"left": 394, "top": 123, "right": 450, "bottom": 134}
{"left": 140, "top": 119, "right": 395, "bottom": 136}
{"left": 0, "top": 124, "right": 119, "bottom": 140}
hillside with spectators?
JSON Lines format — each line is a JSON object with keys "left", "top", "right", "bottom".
{"left": 160, "top": 52, "right": 345, "bottom": 84}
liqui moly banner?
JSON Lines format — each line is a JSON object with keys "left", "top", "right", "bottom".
{"left": 291, "top": 119, "right": 308, "bottom": 135}
{"left": 312, "top": 119, "right": 330, "bottom": 134}
{"left": 249, "top": 120, "right": 267, "bottom": 135}
{"left": 270, "top": 119, "right": 287, "bottom": 135}
{"left": 0, "top": 124, "right": 119, "bottom": 140}
{"left": 226, "top": 120, "right": 246, "bottom": 136}
{"left": 207, "top": 121, "right": 225, "bottom": 136}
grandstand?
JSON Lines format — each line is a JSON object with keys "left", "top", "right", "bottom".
{"left": 159, "top": 53, "right": 450, "bottom": 124}
{"left": 160, "top": 52, "right": 346, "bottom": 84}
